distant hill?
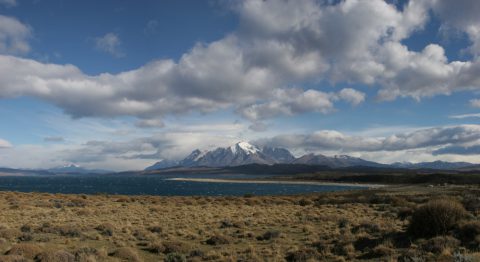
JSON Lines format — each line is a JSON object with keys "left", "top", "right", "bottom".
{"left": 391, "top": 161, "right": 475, "bottom": 170}
{"left": 47, "top": 164, "right": 111, "bottom": 174}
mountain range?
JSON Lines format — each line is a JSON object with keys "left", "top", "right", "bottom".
{"left": 46, "top": 164, "right": 111, "bottom": 174}
{"left": 145, "top": 141, "right": 477, "bottom": 171}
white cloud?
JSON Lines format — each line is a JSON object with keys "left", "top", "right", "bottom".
{"left": 335, "top": 88, "right": 366, "bottom": 106}
{"left": 0, "top": 0, "right": 480, "bottom": 129}
{"left": 258, "top": 124, "right": 480, "bottom": 153}
{"left": 0, "top": 138, "right": 11, "bottom": 148}
{"left": 449, "top": 113, "right": 480, "bottom": 119}
{"left": 0, "top": 15, "right": 31, "bottom": 54}
{"left": 94, "top": 32, "right": 124, "bottom": 57}
{"left": 470, "top": 99, "right": 480, "bottom": 108}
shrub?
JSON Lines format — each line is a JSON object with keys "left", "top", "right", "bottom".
{"left": 422, "top": 236, "right": 460, "bottom": 254}
{"left": 370, "top": 244, "right": 394, "bottom": 258}
{"left": 206, "top": 235, "right": 230, "bottom": 245}
{"left": 397, "top": 207, "right": 415, "bottom": 220}
{"left": 0, "top": 228, "right": 20, "bottom": 240}
{"left": 163, "top": 241, "right": 190, "bottom": 254}
{"left": 164, "top": 253, "right": 186, "bottom": 262}
{"left": 56, "top": 225, "right": 81, "bottom": 237}
{"left": 298, "top": 199, "right": 313, "bottom": 206}
{"left": 408, "top": 199, "right": 467, "bottom": 238}
{"left": 285, "top": 248, "right": 318, "bottom": 262}
{"left": 147, "top": 225, "right": 163, "bottom": 233}
{"left": 35, "top": 250, "right": 75, "bottom": 262}
{"left": 256, "top": 230, "right": 282, "bottom": 241}
{"left": 458, "top": 220, "right": 480, "bottom": 244}
{"left": 144, "top": 242, "right": 165, "bottom": 254}
{"left": 95, "top": 223, "right": 115, "bottom": 236}
{"left": 5, "top": 243, "right": 42, "bottom": 259}
{"left": 109, "top": 247, "right": 141, "bottom": 262}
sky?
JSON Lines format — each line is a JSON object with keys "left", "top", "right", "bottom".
{"left": 1, "top": 0, "right": 480, "bottom": 171}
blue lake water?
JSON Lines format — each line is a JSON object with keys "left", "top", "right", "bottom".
{"left": 0, "top": 174, "right": 366, "bottom": 196}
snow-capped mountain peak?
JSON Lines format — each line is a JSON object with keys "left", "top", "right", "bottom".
{"left": 230, "top": 141, "right": 260, "bottom": 155}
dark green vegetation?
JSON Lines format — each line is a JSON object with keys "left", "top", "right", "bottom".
{"left": 0, "top": 185, "right": 479, "bottom": 261}
{"left": 143, "top": 163, "right": 480, "bottom": 186}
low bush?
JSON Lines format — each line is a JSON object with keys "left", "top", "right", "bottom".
{"left": 164, "top": 253, "right": 186, "bottom": 262}
{"left": 5, "top": 243, "right": 42, "bottom": 259}
{"left": 256, "top": 230, "right": 282, "bottom": 241}
{"left": 206, "top": 235, "right": 230, "bottom": 245}
{"left": 285, "top": 248, "right": 318, "bottom": 262}
{"left": 422, "top": 236, "right": 460, "bottom": 254}
{"left": 35, "top": 250, "right": 75, "bottom": 262}
{"left": 408, "top": 199, "right": 468, "bottom": 238}
{"left": 94, "top": 223, "right": 115, "bottom": 236}
{"left": 458, "top": 220, "right": 480, "bottom": 246}
{"left": 109, "top": 247, "right": 141, "bottom": 262}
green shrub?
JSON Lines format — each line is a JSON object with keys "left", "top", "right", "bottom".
{"left": 408, "top": 199, "right": 468, "bottom": 238}
{"left": 164, "top": 253, "right": 186, "bottom": 262}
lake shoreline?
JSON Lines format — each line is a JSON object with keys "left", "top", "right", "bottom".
{"left": 166, "top": 177, "right": 386, "bottom": 188}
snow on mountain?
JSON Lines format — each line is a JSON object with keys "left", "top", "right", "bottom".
{"left": 144, "top": 142, "right": 476, "bottom": 170}
{"left": 48, "top": 164, "right": 111, "bottom": 174}
{"left": 146, "top": 142, "right": 296, "bottom": 170}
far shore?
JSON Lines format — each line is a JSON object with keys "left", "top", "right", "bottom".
{"left": 166, "top": 177, "right": 386, "bottom": 188}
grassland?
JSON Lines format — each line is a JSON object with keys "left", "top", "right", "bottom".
{"left": 0, "top": 184, "right": 479, "bottom": 261}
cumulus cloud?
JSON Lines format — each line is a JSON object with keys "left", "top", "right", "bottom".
{"left": 94, "top": 32, "right": 124, "bottom": 57}
{"left": 0, "top": 138, "right": 11, "bottom": 148}
{"left": 0, "top": 15, "right": 31, "bottom": 54}
{"left": 238, "top": 87, "right": 365, "bottom": 121}
{"left": 0, "top": 0, "right": 480, "bottom": 127}
{"left": 335, "top": 88, "right": 366, "bottom": 106}
{"left": 430, "top": 0, "right": 480, "bottom": 56}
{"left": 258, "top": 125, "right": 480, "bottom": 153}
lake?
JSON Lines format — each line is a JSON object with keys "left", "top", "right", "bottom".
{"left": 0, "top": 174, "right": 367, "bottom": 196}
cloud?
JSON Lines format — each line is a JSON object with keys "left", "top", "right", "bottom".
{"left": 0, "top": 0, "right": 16, "bottom": 7}
{"left": 257, "top": 125, "right": 480, "bottom": 153}
{"left": 0, "top": 138, "right": 11, "bottom": 148}
{"left": 429, "top": 0, "right": 480, "bottom": 56}
{"left": 0, "top": 15, "right": 31, "bottom": 54}
{"left": 449, "top": 113, "right": 480, "bottom": 119}
{"left": 238, "top": 88, "right": 335, "bottom": 121}
{"left": 135, "top": 119, "right": 165, "bottom": 128}
{"left": 470, "top": 99, "right": 480, "bottom": 108}
{"left": 1, "top": 0, "right": 480, "bottom": 127}
{"left": 43, "top": 136, "right": 65, "bottom": 142}
{"left": 335, "top": 88, "right": 366, "bottom": 106}
{"left": 238, "top": 87, "right": 365, "bottom": 121}
{"left": 94, "top": 33, "right": 124, "bottom": 57}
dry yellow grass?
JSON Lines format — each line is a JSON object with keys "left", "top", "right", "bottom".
{"left": 0, "top": 184, "right": 477, "bottom": 261}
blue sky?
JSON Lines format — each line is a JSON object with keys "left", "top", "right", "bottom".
{"left": 1, "top": 0, "right": 480, "bottom": 170}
